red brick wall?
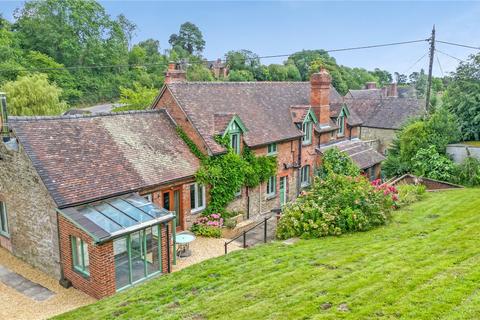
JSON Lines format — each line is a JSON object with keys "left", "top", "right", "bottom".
{"left": 58, "top": 215, "right": 116, "bottom": 299}
{"left": 59, "top": 215, "right": 174, "bottom": 299}
{"left": 154, "top": 88, "right": 210, "bottom": 156}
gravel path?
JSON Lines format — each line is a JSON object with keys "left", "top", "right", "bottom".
{"left": 173, "top": 237, "right": 242, "bottom": 272}
{"left": 0, "top": 248, "right": 95, "bottom": 320}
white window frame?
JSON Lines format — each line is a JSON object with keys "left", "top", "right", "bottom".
{"left": 300, "top": 165, "right": 311, "bottom": 187}
{"left": 302, "top": 121, "right": 312, "bottom": 145}
{"left": 266, "top": 176, "right": 276, "bottom": 197}
{"left": 267, "top": 143, "right": 278, "bottom": 155}
{"left": 190, "top": 183, "right": 206, "bottom": 213}
{"left": 0, "top": 202, "right": 9, "bottom": 237}
{"left": 143, "top": 194, "right": 153, "bottom": 202}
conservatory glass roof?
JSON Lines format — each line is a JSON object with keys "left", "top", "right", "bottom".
{"left": 58, "top": 193, "right": 174, "bottom": 242}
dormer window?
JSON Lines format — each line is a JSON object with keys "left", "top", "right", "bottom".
{"left": 220, "top": 115, "right": 247, "bottom": 155}
{"left": 337, "top": 115, "right": 345, "bottom": 136}
{"left": 302, "top": 120, "right": 313, "bottom": 145}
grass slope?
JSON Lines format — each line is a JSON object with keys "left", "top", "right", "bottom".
{"left": 55, "top": 189, "right": 480, "bottom": 320}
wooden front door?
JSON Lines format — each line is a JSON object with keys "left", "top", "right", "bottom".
{"left": 162, "top": 188, "right": 183, "bottom": 231}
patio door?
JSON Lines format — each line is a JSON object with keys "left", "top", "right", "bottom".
{"left": 280, "top": 176, "right": 287, "bottom": 206}
{"left": 162, "top": 188, "right": 183, "bottom": 231}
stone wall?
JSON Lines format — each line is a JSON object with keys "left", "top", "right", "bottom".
{"left": 0, "top": 140, "right": 61, "bottom": 278}
{"left": 446, "top": 144, "right": 480, "bottom": 164}
{"left": 359, "top": 127, "right": 397, "bottom": 154}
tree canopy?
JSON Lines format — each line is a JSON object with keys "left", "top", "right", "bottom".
{"left": 169, "top": 22, "right": 206, "bottom": 55}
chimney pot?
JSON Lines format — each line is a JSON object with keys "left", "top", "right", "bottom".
{"left": 387, "top": 83, "right": 398, "bottom": 97}
{"left": 365, "top": 82, "right": 377, "bottom": 90}
{"left": 165, "top": 62, "right": 186, "bottom": 84}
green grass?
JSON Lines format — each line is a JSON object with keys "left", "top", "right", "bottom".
{"left": 55, "top": 189, "right": 480, "bottom": 320}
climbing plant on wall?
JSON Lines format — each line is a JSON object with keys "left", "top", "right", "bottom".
{"left": 177, "top": 127, "right": 277, "bottom": 214}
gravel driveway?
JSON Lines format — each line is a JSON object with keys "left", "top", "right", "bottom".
{"left": 0, "top": 248, "right": 95, "bottom": 320}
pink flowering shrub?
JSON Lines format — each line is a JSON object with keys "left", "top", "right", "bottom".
{"left": 277, "top": 174, "right": 396, "bottom": 240}
{"left": 191, "top": 213, "right": 224, "bottom": 238}
{"left": 371, "top": 179, "right": 399, "bottom": 207}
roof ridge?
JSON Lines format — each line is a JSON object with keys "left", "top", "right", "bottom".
{"left": 10, "top": 109, "right": 164, "bottom": 122}
{"left": 168, "top": 81, "right": 310, "bottom": 85}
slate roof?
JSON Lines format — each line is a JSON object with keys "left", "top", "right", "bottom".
{"left": 330, "top": 102, "right": 363, "bottom": 126}
{"left": 161, "top": 82, "right": 343, "bottom": 154}
{"left": 317, "top": 139, "right": 385, "bottom": 169}
{"left": 344, "top": 97, "right": 425, "bottom": 130}
{"left": 10, "top": 110, "right": 199, "bottom": 208}
{"left": 347, "top": 88, "right": 385, "bottom": 100}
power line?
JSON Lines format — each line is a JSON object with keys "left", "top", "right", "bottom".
{"left": 403, "top": 52, "right": 428, "bottom": 74}
{"left": 0, "top": 38, "right": 429, "bottom": 74}
{"left": 435, "top": 48, "right": 465, "bottom": 62}
{"left": 436, "top": 40, "right": 480, "bottom": 50}
{"left": 436, "top": 55, "right": 444, "bottom": 77}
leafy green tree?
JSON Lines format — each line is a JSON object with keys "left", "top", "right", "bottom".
{"left": 443, "top": 52, "right": 480, "bottom": 141}
{"left": 168, "top": 22, "right": 205, "bottom": 55}
{"left": 287, "top": 49, "right": 335, "bottom": 80}
{"left": 224, "top": 50, "right": 260, "bottom": 72}
{"left": 2, "top": 73, "right": 67, "bottom": 115}
{"left": 268, "top": 64, "right": 288, "bottom": 81}
{"left": 411, "top": 146, "right": 457, "bottom": 182}
{"left": 371, "top": 68, "right": 393, "bottom": 87}
{"left": 318, "top": 147, "right": 360, "bottom": 178}
{"left": 285, "top": 64, "right": 301, "bottom": 81}
{"left": 394, "top": 72, "right": 408, "bottom": 85}
{"left": 227, "top": 69, "right": 254, "bottom": 82}
{"left": 114, "top": 82, "right": 157, "bottom": 111}
{"left": 186, "top": 64, "right": 214, "bottom": 81}
{"left": 409, "top": 69, "right": 428, "bottom": 98}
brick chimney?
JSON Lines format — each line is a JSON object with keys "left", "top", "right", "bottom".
{"left": 310, "top": 69, "right": 331, "bottom": 126}
{"left": 365, "top": 82, "right": 377, "bottom": 90}
{"left": 387, "top": 83, "right": 398, "bottom": 97}
{"left": 164, "top": 62, "right": 186, "bottom": 84}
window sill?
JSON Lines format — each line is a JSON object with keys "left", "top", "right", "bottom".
{"left": 73, "top": 267, "right": 90, "bottom": 279}
{"left": 0, "top": 232, "right": 10, "bottom": 239}
{"left": 267, "top": 152, "right": 278, "bottom": 156}
{"left": 191, "top": 207, "right": 206, "bottom": 215}
{"left": 302, "top": 142, "right": 312, "bottom": 146}
{"left": 266, "top": 194, "right": 277, "bottom": 201}
{"left": 301, "top": 183, "right": 311, "bottom": 188}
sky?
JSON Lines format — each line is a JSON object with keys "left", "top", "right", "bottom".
{"left": 2, "top": 1, "right": 480, "bottom": 77}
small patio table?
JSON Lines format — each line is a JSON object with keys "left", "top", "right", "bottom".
{"left": 176, "top": 231, "right": 196, "bottom": 258}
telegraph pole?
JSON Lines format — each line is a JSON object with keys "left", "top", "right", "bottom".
{"left": 425, "top": 25, "right": 435, "bottom": 112}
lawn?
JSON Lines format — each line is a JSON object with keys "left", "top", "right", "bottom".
{"left": 55, "top": 189, "right": 480, "bottom": 320}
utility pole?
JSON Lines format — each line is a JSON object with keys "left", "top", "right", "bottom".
{"left": 425, "top": 25, "right": 435, "bottom": 112}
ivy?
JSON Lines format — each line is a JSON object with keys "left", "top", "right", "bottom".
{"left": 177, "top": 126, "right": 277, "bottom": 214}
{"left": 176, "top": 127, "right": 208, "bottom": 162}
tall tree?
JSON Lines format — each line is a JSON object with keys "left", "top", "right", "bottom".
{"left": 443, "top": 52, "right": 480, "bottom": 140}
{"left": 169, "top": 22, "right": 205, "bottom": 55}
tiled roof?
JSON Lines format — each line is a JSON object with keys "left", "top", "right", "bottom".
{"left": 10, "top": 110, "right": 199, "bottom": 208}
{"left": 345, "top": 97, "right": 425, "bottom": 130}
{"left": 330, "top": 102, "right": 363, "bottom": 126}
{"left": 290, "top": 105, "right": 310, "bottom": 123}
{"left": 317, "top": 139, "right": 385, "bottom": 169}
{"left": 163, "top": 82, "right": 343, "bottom": 154}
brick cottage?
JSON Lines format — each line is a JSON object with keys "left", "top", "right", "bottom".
{"left": 152, "top": 64, "right": 385, "bottom": 220}
{"left": 0, "top": 109, "right": 200, "bottom": 298}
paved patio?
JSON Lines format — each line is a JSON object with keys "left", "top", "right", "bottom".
{"left": 172, "top": 237, "right": 242, "bottom": 271}
{"left": 0, "top": 248, "right": 94, "bottom": 320}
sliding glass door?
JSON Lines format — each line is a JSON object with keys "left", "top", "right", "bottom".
{"left": 114, "top": 225, "right": 162, "bottom": 291}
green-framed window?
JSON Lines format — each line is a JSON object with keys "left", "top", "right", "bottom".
{"left": 300, "top": 165, "right": 311, "bottom": 187}
{"left": 267, "top": 176, "right": 276, "bottom": 197}
{"left": 338, "top": 115, "right": 345, "bottom": 136}
{"left": 71, "top": 236, "right": 90, "bottom": 276}
{"left": 302, "top": 121, "right": 312, "bottom": 145}
{"left": 230, "top": 132, "right": 240, "bottom": 154}
{"left": 0, "top": 202, "right": 9, "bottom": 237}
{"left": 114, "top": 225, "right": 163, "bottom": 291}
{"left": 267, "top": 143, "right": 278, "bottom": 155}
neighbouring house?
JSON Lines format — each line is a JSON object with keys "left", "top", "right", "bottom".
{"left": 152, "top": 64, "right": 385, "bottom": 222}
{"left": 0, "top": 108, "right": 201, "bottom": 299}
{"left": 205, "top": 58, "right": 229, "bottom": 79}
{"left": 344, "top": 82, "right": 425, "bottom": 154}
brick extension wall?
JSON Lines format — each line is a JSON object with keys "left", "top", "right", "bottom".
{"left": 58, "top": 215, "right": 116, "bottom": 299}
{"left": 59, "top": 214, "right": 173, "bottom": 299}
